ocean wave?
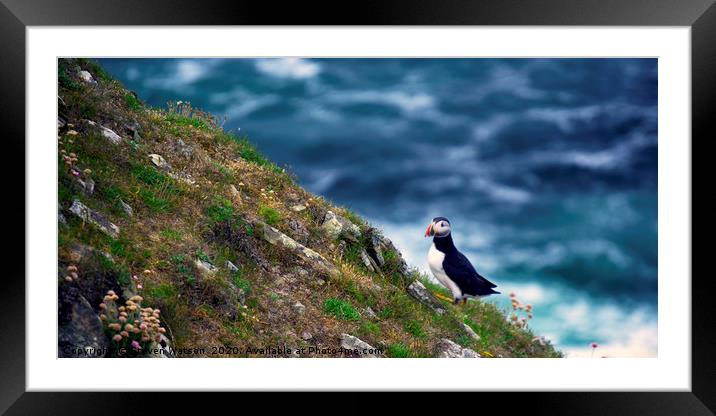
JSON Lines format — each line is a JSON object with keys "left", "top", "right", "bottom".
{"left": 254, "top": 58, "right": 321, "bottom": 80}
{"left": 143, "top": 59, "right": 221, "bottom": 90}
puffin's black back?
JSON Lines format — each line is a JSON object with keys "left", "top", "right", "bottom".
{"left": 434, "top": 233, "right": 499, "bottom": 296}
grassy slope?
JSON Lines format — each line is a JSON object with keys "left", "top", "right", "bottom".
{"left": 57, "top": 58, "right": 561, "bottom": 358}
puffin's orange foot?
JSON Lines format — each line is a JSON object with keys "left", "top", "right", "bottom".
{"left": 432, "top": 292, "right": 454, "bottom": 303}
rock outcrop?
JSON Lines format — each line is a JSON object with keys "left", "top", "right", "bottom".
{"left": 340, "top": 333, "right": 381, "bottom": 358}
{"left": 321, "top": 211, "right": 361, "bottom": 242}
{"left": 256, "top": 221, "right": 338, "bottom": 276}
{"left": 69, "top": 199, "right": 120, "bottom": 238}
{"left": 84, "top": 119, "right": 122, "bottom": 144}
{"left": 406, "top": 280, "right": 446, "bottom": 315}
{"left": 58, "top": 285, "right": 107, "bottom": 358}
{"left": 436, "top": 338, "right": 481, "bottom": 358}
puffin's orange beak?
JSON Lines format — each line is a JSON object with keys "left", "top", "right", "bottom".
{"left": 424, "top": 222, "right": 434, "bottom": 238}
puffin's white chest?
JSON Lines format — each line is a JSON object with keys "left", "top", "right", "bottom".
{"left": 427, "top": 243, "right": 462, "bottom": 298}
{"left": 427, "top": 244, "right": 445, "bottom": 273}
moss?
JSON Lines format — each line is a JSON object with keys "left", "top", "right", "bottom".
{"left": 323, "top": 298, "right": 361, "bottom": 321}
{"left": 258, "top": 205, "right": 281, "bottom": 226}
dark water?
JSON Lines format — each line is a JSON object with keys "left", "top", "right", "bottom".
{"left": 98, "top": 58, "right": 658, "bottom": 356}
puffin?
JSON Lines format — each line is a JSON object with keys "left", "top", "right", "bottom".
{"left": 425, "top": 217, "right": 499, "bottom": 304}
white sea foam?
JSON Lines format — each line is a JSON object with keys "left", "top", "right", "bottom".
{"left": 143, "top": 59, "right": 220, "bottom": 90}
{"left": 254, "top": 58, "right": 321, "bottom": 80}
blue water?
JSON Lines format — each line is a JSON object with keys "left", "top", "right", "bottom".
{"left": 98, "top": 58, "right": 658, "bottom": 357}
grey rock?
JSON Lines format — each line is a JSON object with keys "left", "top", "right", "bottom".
{"left": 321, "top": 211, "right": 361, "bottom": 242}
{"left": 149, "top": 154, "right": 172, "bottom": 171}
{"left": 369, "top": 234, "right": 386, "bottom": 266}
{"left": 301, "top": 331, "right": 313, "bottom": 340}
{"left": 65, "top": 242, "right": 113, "bottom": 264}
{"left": 226, "top": 260, "right": 239, "bottom": 272}
{"left": 83, "top": 120, "right": 122, "bottom": 144}
{"left": 366, "top": 230, "right": 409, "bottom": 278}
{"left": 69, "top": 199, "right": 119, "bottom": 238}
{"left": 287, "top": 219, "right": 310, "bottom": 245}
{"left": 340, "top": 334, "right": 380, "bottom": 358}
{"left": 293, "top": 302, "right": 306, "bottom": 315}
{"left": 256, "top": 221, "right": 338, "bottom": 276}
{"left": 78, "top": 70, "right": 95, "bottom": 83}
{"left": 462, "top": 323, "right": 481, "bottom": 341}
{"left": 228, "top": 184, "right": 241, "bottom": 203}
{"left": 58, "top": 212, "right": 67, "bottom": 225}
{"left": 83, "top": 178, "right": 95, "bottom": 195}
{"left": 290, "top": 204, "right": 306, "bottom": 212}
{"left": 175, "top": 139, "right": 193, "bottom": 159}
{"left": 119, "top": 199, "right": 133, "bottom": 217}
{"left": 195, "top": 258, "right": 218, "bottom": 277}
{"left": 359, "top": 249, "right": 381, "bottom": 274}
{"left": 437, "top": 338, "right": 481, "bottom": 358}
{"left": 359, "top": 249, "right": 375, "bottom": 272}
{"left": 70, "top": 168, "right": 95, "bottom": 195}
{"left": 337, "top": 241, "right": 347, "bottom": 259}
{"left": 126, "top": 120, "right": 142, "bottom": 141}
{"left": 168, "top": 172, "right": 196, "bottom": 185}
{"left": 58, "top": 116, "right": 66, "bottom": 130}
{"left": 364, "top": 306, "right": 377, "bottom": 319}
{"left": 406, "top": 280, "right": 446, "bottom": 315}
{"left": 58, "top": 286, "right": 107, "bottom": 358}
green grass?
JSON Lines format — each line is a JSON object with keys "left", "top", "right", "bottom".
{"left": 133, "top": 165, "right": 171, "bottom": 186}
{"left": 345, "top": 280, "right": 374, "bottom": 307}
{"left": 196, "top": 250, "right": 211, "bottom": 263}
{"left": 258, "top": 205, "right": 281, "bottom": 226}
{"left": 212, "top": 162, "right": 233, "bottom": 183}
{"left": 166, "top": 113, "right": 210, "bottom": 131}
{"left": 218, "top": 132, "right": 284, "bottom": 174}
{"left": 359, "top": 321, "right": 381, "bottom": 338}
{"left": 323, "top": 298, "right": 361, "bottom": 321}
{"left": 231, "top": 269, "right": 251, "bottom": 293}
{"left": 147, "top": 283, "right": 176, "bottom": 300}
{"left": 137, "top": 188, "right": 170, "bottom": 212}
{"left": 58, "top": 62, "right": 80, "bottom": 91}
{"left": 404, "top": 319, "right": 426, "bottom": 339}
{"left": 387, "top": 343, "right": 412, "bottom": 358}
{"left": 131, "top": 165, "right": 181, "bottom": 213}
{"left": 160, "top": 229, "right": 183, "bottom": 241}
{"left": 124, "top": 92, "right": 142, "bottom": 111}
{"left": 206, "top": 197, "right": 236, "bottom": 225}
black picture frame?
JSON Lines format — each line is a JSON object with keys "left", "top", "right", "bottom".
{"left": 1, "top": 0, "right": 710, "bottom": 413}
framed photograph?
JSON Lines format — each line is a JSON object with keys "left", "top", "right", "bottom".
{"left": 3, "top": 0, "right": 710, "bottom": 413}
